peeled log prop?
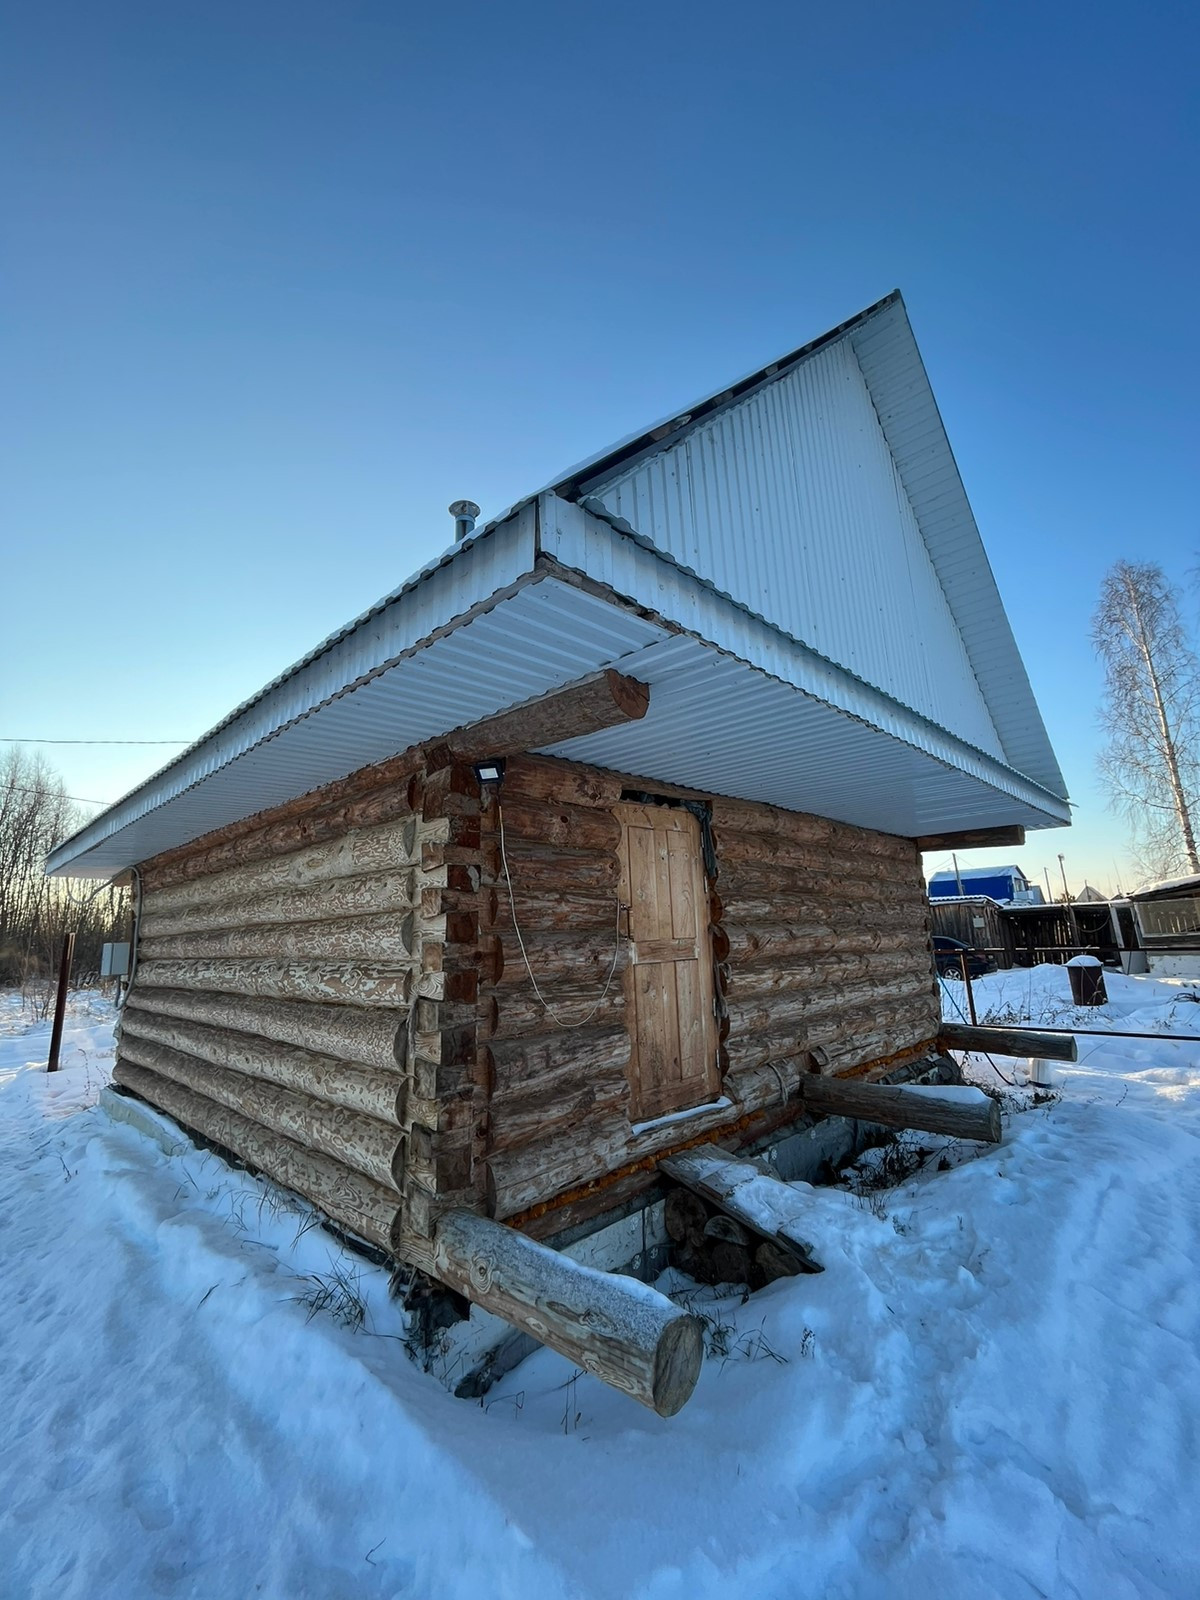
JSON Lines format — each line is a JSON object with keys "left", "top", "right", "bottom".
{"left": 800, "top": 1074, "right": 1002, "bottom": 1144}
{"left": 432, "top": 1209, "right": 703, "bottom": 1417}
{"left": 938, "top": 1023, "right": 1079, "bottom": 1063}
{"left": 659, "top": 1148, "right": 824, "bottom": 1274}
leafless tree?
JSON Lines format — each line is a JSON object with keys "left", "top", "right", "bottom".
{"left": 1092, "top": 562, "right": 1200, "bottom": 884}
{"left": 0, "top": 747, "right": 128, "bottom": 991}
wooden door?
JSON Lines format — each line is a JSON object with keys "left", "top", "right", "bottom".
{"left": 615, "top": 802, "right": 720, "bottom": 1122}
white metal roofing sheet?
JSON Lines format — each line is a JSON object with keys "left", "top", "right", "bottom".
{"left": 46, "top": 293, "right": 1069, "bottom": 877}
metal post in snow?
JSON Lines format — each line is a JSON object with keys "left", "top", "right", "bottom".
{"left": 958, "top": 949, "right": 978, "bottom": 1026}
{"left": 47, "top": 931, "right": 76, "bottom": 1073}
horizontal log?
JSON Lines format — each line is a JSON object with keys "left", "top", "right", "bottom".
{"left": 140, "top": 868, "right": 417, "bottom": 938}
{"left": 915, "top": 825, "right": 1025, "bottom": 853}
{"left": 725, "top": 949, "right": 923, "bottom": 995}
{"left": 486, "top": 1108, "right": 634, "bottom": 1219}
{"left": 432, "top": 670, "right": 650, "bottom": 763}
{"left": 123, "top": 988, "right": 405, "bottom": 1071}
{"left": 113, "top": 1060, "right": 402, "bottom": 1254}
{"left": 724, "top": 968, "right": 930, "bottom": 1031}
{"left": 499, "top": 755, "right": 624, "bottom": 809}
{"left": 818, "top": 1018, "right": 941, "bottom": 1078}
{"left": 139, "top": 909, "right": 416, "bottom": 965}
{"left": 119, "top": 1010, "right": 403, "bottom": 1124}
{"left": 136, "top": 958, "right": 413, "bottom": 1009}
{"left": 432, "top": 1208, "right": 701, "bottom": 1416}
{"left": 725, "top": 929, "right": 924, "bottom": 968}
{"left": 715, "top": 858, "right": 927, "bottom": 906}
{"left": 716, "top": 890, "right": 925, "bottom": 926}
{"left": 488, "top": 981, "right": 629, "bottom": 1038}
{"left": 490, "top": 884, "right": 621, "bottom": 933}
{"left": 137, "top": 745, "right": 425, "bottom": 893}
{"left": 487, "top": 1080, "right": 629, "bottom": 1156}
{"left": 658, "top": 1147, "right": 823, "bottom": 1271}
{"left": 724, "top": 994, "right": 940, "bottom": 1083}
{"left": 938, "top": 1023, "right": 1079, "bottom": 1062}
{"left": 119, "top": 1035, "right": 407, "bottom": 1190}
{"left": 485, "top": 1027, "right": 630, "bottom": 1096}
{"left": 492, "top": 927, "right": 628, "bottom": 989}
{"left": 484, "top": 835, "right": 620, "bottom": 893}
{"left": 713, "top": 828, "right": 920, "bottom": 885}
{"left": 142, "top": 816, "right": 425, "bottom": 916}
{"left": 800, "top": 1073, "right": 1002, "bottom": 1144}
{"left": 709, "top": 797, "right": 912, "bottom": 861}
{"left": 496, "top": 797, "right": 621, "bottom": 854}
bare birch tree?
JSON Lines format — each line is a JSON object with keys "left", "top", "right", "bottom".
{"left": 0, "top": 748, "right": 128, "bottom": 990}
{"left": 1092, "top": 562, "right": 1200, "bottom": 882}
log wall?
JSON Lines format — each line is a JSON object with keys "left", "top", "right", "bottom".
{"left": 477, "top": 756, "right": 940, "bottom": 1227}
{"left": 115, "top": 745, "right": 940, "bottom": 1265}
{"left": 115, "top": 751, "right": 477, "bottom": 1266}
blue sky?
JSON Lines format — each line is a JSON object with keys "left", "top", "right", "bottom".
{"left": 4, "top": 1, "right": 1197, "bottom": 893}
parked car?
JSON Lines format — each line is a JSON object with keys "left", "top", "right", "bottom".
{"left": 932, "top": 936, "right": 997, "bottom": 978}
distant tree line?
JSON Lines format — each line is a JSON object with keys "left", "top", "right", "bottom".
{"left": 1093, "top": 561, "right": 1200, "bottom": 887}
{"left": 0, "top": 748, "right": 129, "bottom": 989}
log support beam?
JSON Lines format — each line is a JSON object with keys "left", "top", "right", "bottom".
{"left": 425, "top": 670, "right": 650, "bottom": 769}
{"left": 431, "top": 1208, "right": 702, "bottom": 1416}
{"left": 800, "top": 1072, "right": 1003, "bottom": 1143}
{"left": 938, "top": 1023, "right": 1079, "bottom": 1062}
{"left": 915, "top": 825, "right": 1026, "bottom": 852}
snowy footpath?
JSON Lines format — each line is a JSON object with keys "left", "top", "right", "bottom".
{"left": 2, "top": 970, "right": 1200, "bottom": 1599}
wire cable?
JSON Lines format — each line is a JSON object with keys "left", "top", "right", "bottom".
{"left": 497, "top": 800, "right": 623, "bottom": 1029}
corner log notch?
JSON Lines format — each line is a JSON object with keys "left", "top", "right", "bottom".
{"left": 425, "top": 669, "right": 650, "bottom": 769}
{"left": 432, "top": 1209, "right": 703, "bottom": 1416}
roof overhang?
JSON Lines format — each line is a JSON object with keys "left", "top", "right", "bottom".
{"left": 48, "top": 495, "right": 1070, "bottom": 879}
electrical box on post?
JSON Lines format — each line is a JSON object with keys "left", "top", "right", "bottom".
{"left": 100, "top": 942, "right": 131, "bottom": 978}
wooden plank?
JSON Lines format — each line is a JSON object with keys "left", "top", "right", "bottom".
{"left": 432, "top": 1209, "right": 702, "bottom": 1416}
{"left": 939, "top": 1022, "right": 1079, "bottom": 1062}
{"left": 428, "top": 670, "right": 649, "bottom": 765}
{"left": 800, "top": 1073, "right": 1002, "bottom": 1143}
{"left": 915, "top": 825, "right": 1026, "bottom": 853}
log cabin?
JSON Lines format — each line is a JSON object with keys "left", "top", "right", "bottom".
{"left": 48, "top": 292, "right": 1070, "bottom": 1415}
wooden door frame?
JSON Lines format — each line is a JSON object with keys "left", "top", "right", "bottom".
{"left": 614, "top": 798, "right": 721, "bottom": 1123}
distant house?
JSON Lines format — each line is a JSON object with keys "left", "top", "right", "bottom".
{"left": 1128, "top": 874, "right": 1200, "bottom": 978}
{"left": 928, "top": 865, "right": 1043, "bottom": 906}
{"left": 47, "top": 291, "right": 1069, "bottom": 1413}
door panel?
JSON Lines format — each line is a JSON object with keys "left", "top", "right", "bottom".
{"left": 615, "top": 803, "right": 719, "bottom": 1121}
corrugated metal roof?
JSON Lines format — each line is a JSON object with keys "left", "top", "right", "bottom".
{"left": 577, "top": 336, "right": 1006, "bottom": 757}
{"left": 47, "top": 293, "right": 1070, "bottom": 878}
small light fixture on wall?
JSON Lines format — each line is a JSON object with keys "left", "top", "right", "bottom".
{"left": 473, "top": 758, "right": 506, "bottom": 786}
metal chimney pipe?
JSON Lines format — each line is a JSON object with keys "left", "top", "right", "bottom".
{"left": 449, "top": 500, "right": 481, "bottom": 542}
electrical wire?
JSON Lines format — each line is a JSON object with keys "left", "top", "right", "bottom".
{"left": 5, "top": 783, "right": 113, "bottom": 807}
{"left": 497, "top": 800, "right": 623, "bottom": 1028}
{"left": 937, "top": 972, "right": 1017, "bottom": 1087}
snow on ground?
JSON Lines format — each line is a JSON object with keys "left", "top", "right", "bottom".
{"left": 3, "top": 977, "right": 1200, "bottom": 1599}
